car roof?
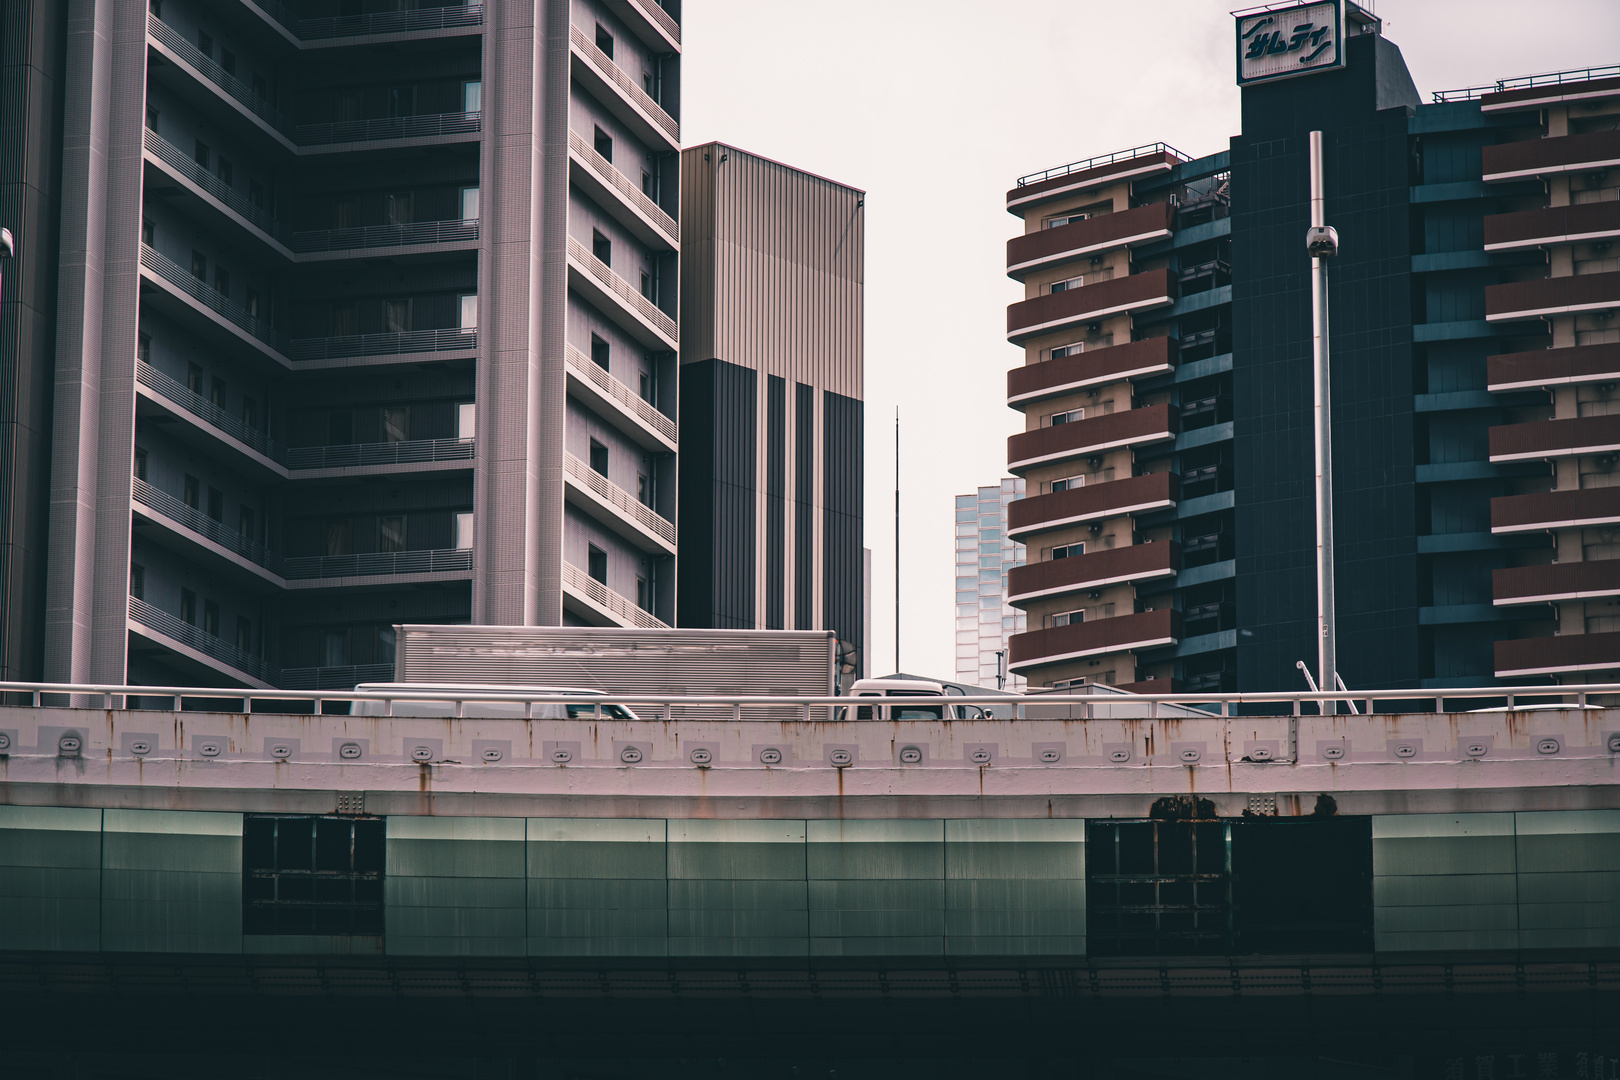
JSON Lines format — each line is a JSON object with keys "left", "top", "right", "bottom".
{"left": 850, "top": 678, "right": 946, "bottom": 694}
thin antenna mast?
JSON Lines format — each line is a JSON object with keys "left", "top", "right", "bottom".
{"left": 894, "top": 408, "right": 900, "bottom": 674}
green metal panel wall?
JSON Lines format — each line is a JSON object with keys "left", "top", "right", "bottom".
{"left": 0, "top": 806, "right": 102, "bottom": 951}
{"left": 1373, "top": 813, "right": 1519, "bottom": 952}
{"left": 101, "top": 810, "right": 242, "bottom": 953}
{"left": 385, "top": 816, "right": 525, "bottom": 956}
{"left": 1516, "top": 810, "right": 1620, "bottom": 950}
{"left": 945, "top": 819, "right": 1086, "bottom": 957}
{"left": 527, "top": 818, "right": 667, "bottom": 957}
{"left": 667, "top": 820, "right": 809, "bottom": 956}
{"left": 809, "top": 819, "right": 944, "bottom": 956}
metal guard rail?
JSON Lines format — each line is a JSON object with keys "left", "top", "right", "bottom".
{"left": 147, "top": 14, "right": 295, "bottom": 137}
{"left": 143, "top": 131, "right": 293, "bottom": 245}
{"left": 140, "top": 244, "right": 291, "bottom": 355}
{"left": 629, "top": 0, "right": 680, "bottom": 45}
{"left": 136, "top": 361, "right": 289, "bottom": 463}
{"left": 568, "top": 23, "right": 679, "bottom": 144}
{"left": 284, "top": 438, "right": 474, "bottom": 470}
{"left": 127, "top": 598, "right": 277, "bottom": 684}
{"left": 298, "top": 3, "right": 483, "bottom": 39}
{"left": 567, "top": 129, "right": 679, "bottom": 244}
{"left": 1017, "top": 142, "right": 1189, "bottom": 187}
{"left": 564, "top": 343, "right": 678, "bottom": 444}
{"left": 296, "top": 110, "right": 480, "bottom": 146}
{"left": 292, "top": 218, "right": 478, "bottom": 253}
{"left": 562, "top": 560, "right": 669, "bottom": 629}
{"left": 564, "top": 453, "right": 676, "bottom": 545}
{"left": 1433, "top": 64, "right": 1620, "bottom": 103}
{"left": 282, "top": 547, "right": 472, "bottom": 581}
{"left": 132, "top": 477, "right": 285, "bottom": 574}
{"left": 286, "top": 327, "right": 476, "bottom": 361}
{"left": 566, "top": 236, "right": 680, "bottom": 344}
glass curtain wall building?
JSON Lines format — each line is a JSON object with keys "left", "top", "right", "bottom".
{"left": 954, "top": 479, "right": 1026, "bottom": 690}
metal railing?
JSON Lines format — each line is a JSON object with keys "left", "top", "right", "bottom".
{"left": 286, "top": 327, "right": 476, "bottom": 362}
{"left": 283, "top": 546, "right": 471, "bottom": 581}
{"left": 569, "top": 24, "right": 679, "bottom": 144}
{"left": 566, "top": 236, "right": 679, "bottom": 345}
{"left": 298, "top": 3, "right": 483, "bottom": 39}
{"left": 285, "top": 438, "right": 474, "bottom": 471}
{"left": 562, "top": 560, "right": 669, "bottom": 629}
{"left": 291, "top": 218, "right": 478, "bottom": 253}
{"left": 279, "top": 663, "right": 394, "bottom": 691}
{"left": 127, "top": 598, "right": 278, "bottom": 684}
{"left": 296, "top": 110, "right": 480, "bottom": 147}
{"left": 564, "top": 453, "right": 675, "bottom": 546}
{"left": 628, "top": 0, "right": 680, "bottom": 44}
{"left": 564, "top": 343, "right": 677, "bottom": 444}
{"left": 136, "top": 361, "right": 289, "bottom": 464}
{"left": 567, "top": 129, "right": 678, "bottom": 243}
{"left": 1433, "top": 64, "right": 1620, "bottom": 103}
{"left": 143, "top": 131, "right": 292, "bottom": 246}
{"left": 1016, "top": 142, "right": 1189, "bottom": 188}
{"left": 132, "top": 477, "right": 286, "bottom": 575}
{"left": 147, "top": 14, "right": 296, "bottom": 138}
{"left": 140, "top": 244, "right": 290, "bottom": 356}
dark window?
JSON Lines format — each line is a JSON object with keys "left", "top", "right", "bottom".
{"left": 589, "top": 439, "right": 608, "bottom": 476}
{"left": 180, "top": 588, "right": 197, "bottom": 624}
{"left": 385, "top": 191, "right": 412, "bottom": 226}
{"left": 221, "top": 49, "right": 235, "bottom": 76}
{"left": 251, "top": 73, "right": 268, "bottom": 101}
{"left": 148, "top": 0, "right": 161, "bottom": 15}
{"left": 378, "top": 515, "right": 405, "bottom": 553}
{"left": 194, "top": 140, "right": 210, "bottom": 169}
{"left": 130, "top": 563, "right": 144, "bottom": 600}
{"left": 636, "top": 576, "right": 649, "bottom": 611}
{"left": 213, "top": 266, "right": 230, "bottom": 298}
{"left": 187, "top": 363, "right": 203, "bottom": 395}
{"left": 594, "top": 23, "right": 614, "bottom": 59}
{"left": 248, "top": 179, "right": 265, "bottom": 209}
{"left": 235, "top": 616, "right": 251, "bottom": 651}
{"left": 588, "top": 545, "right": 607, "bottom": 584}
{"left": 590, "top": 334, "right": 610, "bottom": 369}
{"left": 141, "top": 218, "right": 154, "bottom": 246}
{"left": 640, "top": 271, "right": 653, "bottom": 300}
{"left": 324, "top": 628, "right": 348, "bottom": 666}
{"left": 637, "top": 472, "right": 651, "bottom": 507}
{"left": 246, "top": 289, "right": 260, "bottom": 320}
{"left": 242, "top": 396, "right": 258, "bottom": 429}
{"left": 196, "top": 29, "right": 212, "bottom": 57}
{"left": 388, "top": 86, "right": 415, "bottom": 118}
{"left": 183, "top": 474, "right": 200, "bottom": 509}
{"left": 202, "top": 599, "right": 219, "bottom": 635}
{"left": 206, "top": 487, "right": 223, "bottom": 522}
{"left": 145, "top": 107, "right": 158, "bottom": 133}
{"left": 217, "top": 156, "right": 233, "bottom": 186}
{"left": 238, "top": 505, "right": 255, "bottom": 539}
{"left": 593, "top": 126, "right": 613, "bottom": 162}
{"left": 190, "top": 250, "right": 206, "bottom": 280}
{"left": 133, "top": 447, "right": 147, "bottom": 482}
{"left": 242, "top": 815, "right": 385, "bottom": 936}
{"left": 328, "top": 409, "right": 354, "bottom": 444}
{"left": 326, "top": 519, "right": 353, "bottom": 556}
{"left": 641, "top": 169, "right": 653, "bottom": 197}
{"left": 592, "top": 230, "right": 611, "bottom": 266}
{"left": 210, "top": 377, "right": 226, "bottom": 409}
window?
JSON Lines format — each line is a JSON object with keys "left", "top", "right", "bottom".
{"left": 216, "top": 156, "right": 233, "bottom": 186}
{"left": 214, "top": 266, "right": 230, "bottom": 298}
{"left": 592, "top": 229, "right": 611, "bottom": 266}
{"left": 183, "top": 474, "right": 200, "bottom": 509}
{"left": 1045, "top": 211, "right": 1089, "bottom": 229}
{"left": 588, "top": 545, "right": 607, "bottom": 584}
{"left": 1050, "top": 274, "right": 1085, "bottom": 293}
{"left": 589, "top": 334, "right": 613, "bottom": 371}
{"left": 1050, "top": 609, "right": 1084, "bottom": 627}
{"left": 203, "top": 600, "right": 219, "bottom": 635}
{"left": 593, "top": 126, "right": 613, "bottom": 162}
{"left": 333, "top": 197, "right": 358, "bottom": 229}
{"left": 210, "top": 377, "right": 226, "bottom": 409}
{"left": 589, "top": 439, "right": 608, "bottom": 476}
{"left": 455, "top": 511, "right": 474, "bottom": 550}
{"left": 639, "top": 371, "right": 653, "bottom": 403}
{"left": 130, "top": 563, "right": 145, "bottom": 601}
{"left": 642, "top": 69, "right": 655, "bottom": 96}
{"left": 181, "top": 588, "right": 197, "bottom": 624}
{"left": 641, "top": 169, "right": 654, "bottom": 198}
{"left": 235, "top": 616, "right": 251, "bottom": 652}
{"left": 382, "top": 405, "right": 408, "bottom": 443}
{"left": 378, "top": 515, "right": 405, "bottom": 553}
{"left": 1051, "top": 341, "right": 1086, "bottom": 359}
{"left": 190, "top": 250, "right": 207, "bottom": 280}
{"left": 458, "top": 294, "right": 477, "bottom": 330}
{"left": 594, "top": 24, "right": 614, "bottom": 59}
{"left": 1049, "top": 408, "right": 1084, "bottom": 426}
{"left": 457, "top": 402, "right": 475, "bottom": 440}
{"left": 133, "top": 448, "right": 148, "bottom": 482}
{"left": 1050, "top": 474, "right": 1084, "bottom": 493}
{"left": 636, "top": 576, "right": 650, "bottom": 611}
{"left": 332, "top": 302, "right": 357, "bottom": 337}
{"left": 462, "top": 80, "right": 481, "bottom": 113}
{"left": 136, "top": 333, "right": 151, "bottom": 364}
{"left": 194, "top": 140, "right": 210, "bottom": 169}
{"left": 388, "top": 85, "right": 415, "bottom": 118}
{"left": 145, "top": 106, "right": 158, "bottom": 133}
{"left": 187, "top": 363, "right": 203, "bottom": 395}
{"left": 248, "top": 179, "right": 265, "bottom": 209}
{"left": 460, "top": 186, "right": 479, "bottom": 221}
{"left": 326, "top": 519, "right": 352, "bottom": 556}
{"left": 385, "top": 191, "right": 412, "bottom": 226}
{"left": 377, "top": 625, "right": 396, "bottom": 661}
{"left": 323, "top": 629, "right": 348, "bottom": 666}
{"left": 196, "top": 29, "right": 212, "bottom": 58}
{"left": 251, "top": 73, "right": 268, "bottom": 101}
{"left": 640, "top": 271, "right": 653, "bottom": 300}
{"left": 385, "top": 298, "right": 410, "bottom": 334}
{"left": 206, "top": 486, "right": 223, "bottom": 522}
{"left": 221, "top": 49, "right": 236, "bottom": 76}
{"left": 242, "top": 396, "right": 258, "bottom": 429}
{"left": 238, "top": 505, "right": 255, "bottom": 539}
{"left": 1050, "top": 542, "right": 1085, "bottom": 560}
{"left": 141, "top": 218, "right": 154, "bottom": 246}
{"left": 637, "top": 473, "right": 652, "bottom": 507}
{"left": 243, "top": 815, "right": 385, "bottom": 936}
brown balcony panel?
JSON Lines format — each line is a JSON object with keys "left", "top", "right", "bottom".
{"left": 1496, "top": 629, "right": 1620, "bottom": 678}
{"left": 1007, "top": 542, "right": 1178, "bottom": 605}
{"left": 1115, "top": 677, "right": 1182, "bottom": 694}
{"left": 1006, "top": 151, "right": 1180, "bottom": 213}
{"left": 1008, "top": 609, "right": 1180, "bottom": 673}
{"left": 1483, "top": 129, "right": 1620, "bottom": 182}
{"left": 1495, "top": 559, "right": 1620, "bottom": 606}
{"left": 1008, "top": 404, "right": 1177, "bottom": 474}
{"left": 1006, "top": 203, "right": 1174, "bottom": 278}
{"left": 1006, "top": 269, "right": 1175, "bottom": 344}
{"left": 1008, "top": 337, "right": 1174, "bottom": 408}
{"left": 1484, "top": 202, "right": 1620, "bottom": 252}
{"left": 1008, "top": 472, "right": 1178, "bottom": 540}
{"left": 1490, "top": 414, "right": 1620, "bottom": 462}
{"left": 1492, "top": 487, "right": 1620, "bottom": 533}
{"left": 1489, "top": 343, "right": 1620, "bottom": 391}
{"left": 1482, "top": 76, "right": 1620, "bottom": 113}
{"left": 1485, "top": 270, "right": 1620, "bottom": 322}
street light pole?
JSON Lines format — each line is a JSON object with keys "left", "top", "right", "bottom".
{"left": 1306, "top": 132, "right": 1340, "bottom": 708}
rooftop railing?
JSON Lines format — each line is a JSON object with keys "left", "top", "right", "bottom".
{"left": 1016, "top": 143, "right": 1189, "bottom": 188}
{"left": 295, "top": 110, "right": 480, "bottom": 147}
{"left": 127, "top": 598, "right": 278, "bottom": 685}
{"left": 1432, "top": 64, "right": 1620, "bottom": 103}
{"left": 291, "top": 218, "right": 478, "bottom": 253}
{"left": 140, "top": 244, "right": 291, "bottom": 356}
{"left": 136, "top": 361, "right": 289, "bottom": 464}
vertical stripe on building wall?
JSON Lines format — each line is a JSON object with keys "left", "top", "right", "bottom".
{"left": 794, "top": 383, "right": 814, "bottom": 630}
{"left": 766, "top": 376, "right": 785, "bottom": 629}
{"left": 675, "top": 359, "right": 756, "bottom": 628}
{"left": 823, "top": 390, "right": 863, "bottom": 665}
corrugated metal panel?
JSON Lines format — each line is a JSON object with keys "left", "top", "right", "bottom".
{"left": 0, "top": 806, "right": 101, "bottom": 951}
{"left": 1371, "top": 813, "right": 1518, "bottom": 952}
{"left": 100, "top": 809, "right": 243, "bottom": 954}
{"left": 385, "top": 815, "right": 526, "bottom": 957}
{"left": 527, "top": 818, "right": 668, "bottom": 957}
{"left": 674, "top": 358, "right": 755, "bottom": 629}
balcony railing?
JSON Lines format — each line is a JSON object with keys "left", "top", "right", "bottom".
{"left": 1008, "top": 404, "right": 1178, "bottom": 474}
{"left": 566, "top": 236, "right": 679, "bottom": 345}
{"left": 128, "top": 595, "right": 277, "bottom": 685}
{"left": 627, "top": 0, "right": 680, "bottom": 45}
{"left": 133, "top": 476, "right": 285, "bottom": 575}
{"left": 1484, "top": 201, "right": 1620, "bottom": 252}
{"left": 283, "top": 547, "right": 472, "bottom": 581}
{"left": 292, "top": 218, "right": 478, "bottom": 253}
{"left": 567, "top": 129, "right": 679, "bottom": 244}
{"left": 1492, "top": 487, "right": 1620, "bottom": 533}
{"left": 295, "top": 110, "right": 480, "bottom": 147}
{"left": 136, "top": 361, "right": 288, "bottom": 464}
{"left": 285, "top": 438, "right": 474, "bottom": 471}
{"left": 1008, "top": 337, "right": 1175, "bottom": 408}
{"left": 1488, "top": 343, "right": 1620, "bottom": 392}
{"left": 140, "top": 244, "right": 290, "bottom": 356}
{"left": 1490, "top": 414, "right": 1620, "bottom": 462}
{"left": 286, "top": 327, "right": 476, "bottom": 362}
{"left": 1007, "top": 542, "right": 1180, "bottom": 605}
{"left": 298, "top": 3, "right": 483, "bottom": 39}
{"left": 147, "top": 14, "right": 295, "bottom": 138}
{"left": 1494, "top": 559, "right": 1620, "bottom": 606}
{"left": 1496, "top": 629, "right": 1620, "bottom": 678}
{"left": 1485, "top": 269, "right": 1620, "bottom": 322}
{"left": 1483, "top": 130, "right": 1620, "bottom": 183}
{"left": 144, "top": 131, "right": 292, "bottom": 247}
{"left": 569, "top": 23, "right": 679, "bottom": 145}
{"left": 279, "top": 663, "right": 395, "bottom": 691}
{"left": 562, "top": 560, "right": 669, "bottom": 629}
{"left": 1008, "top": 609, "right": 1181, "bottom": 673}
{"left": 1007, "top": 473, "right": 1179, "bottom": 542}
{"left": 1006, "top": 203, "right": 1174, "bottom": 278}
{"left": 1006, "top": 269, "right": 1176, "bottom": 344}
{"left": 564, "top": 453, "right": 675, "bottom": 546}
{"left": 565, "top": 343, "right": 677, "bottom": 445}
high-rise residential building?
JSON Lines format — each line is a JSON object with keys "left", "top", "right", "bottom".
{"left": 8, "top": 0, "right": 682, "bottom": 690}
{"left": 954, "top": 479, "right": 1025, "bottom": 690}
{"left": 677, "top": 143, "right": 865, "bottom": 670}
{"left": 1002, "top": 1, "right": 1618, "bottom": 693}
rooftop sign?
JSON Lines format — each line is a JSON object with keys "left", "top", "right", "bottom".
{"left": 1236, "top": 1, "right": 1344, "bottom": 86}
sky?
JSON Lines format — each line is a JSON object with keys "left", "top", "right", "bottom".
{"left": 679, "top": 0, "right": 1620, "bottom": 680}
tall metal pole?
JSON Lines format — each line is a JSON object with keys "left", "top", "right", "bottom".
{"left": 894, "top": 408, "right": 900, "bottom": 674}
{"left": 1307, "top": 131, "right": 1338, "bottom": 704}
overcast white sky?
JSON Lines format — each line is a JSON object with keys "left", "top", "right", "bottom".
{"left": 679, "top": 0, "right": 1620, "bottom": 680}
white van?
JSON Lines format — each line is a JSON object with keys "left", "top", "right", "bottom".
{"left": 837, "top": 678, "right": 988, "bottom": 721}
{"left": 351, "top": 683, "right": 639, "bottom": 719}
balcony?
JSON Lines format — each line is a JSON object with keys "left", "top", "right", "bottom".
{"left": 1484, "top": 201, "right": 1620, "bottom": 252}
{"left": 1007, "top": 269, "right": 1175, "bottom": 345}
{"left": 563, "top": 454, "right": 676, "bottom": 554}
{"left": 1007, "top": 472, "right": 1178, "bottom": 542}
{"left": 1492, "top": 487, "right": 1620, "bottom": 533}
{"left": 285, "top": 438, "right": 475, "bottom": 476}
{"left": 1007, "top": 542, "right": 1179, "bottom": 606}
{"left": 1008, "top": 404, "right": 1177, "bottom": 474}
{"left": 295, "top": 111, "right": 480, "bottom": 150}
{"left": 285, "top": 327, "right": 476, "bottom": 366}
{"left": 566, "top": 236, "right": 679, "bottom": 350}
{"left": 1007, "top": 609, "right": 1181, "bottom": 674}
{"left": 1482, "top": 129, "right": 1620, "bottom": 183}
{"left": 146, "top": 13, "right": 296, "bottom": 147}
{"left": 138, "top": 244, "right": 292, "bottom": 367}
{"left": 569, "top": 23, "right": 679, "bottom": 150}
{"left": 128, "top": 596, "right": 276, "bottom": 689}
{"left": 1485, "top": 270, "right": 1620, "bottom": 322}
{"left": 297, "top": 3, "right": 483, "bottom": 41}
{"left": 1006, "top": 145, "right": 1183, "bottom": 215}
{"left": 1496, "top": 630, "right": 1620, "bottom": 678}
{"left": 1494, "top": 560, "right": 1620, "bottom": 606}
{"left": 1007, "top": 337, "right": 1175, "bottom": 408}
{"left": 1006, "top": 203, "right": 1174, "bottom": 279}
{"left": 142, "top": 130, "right": 293, "bottom": 255}
{"left": 562, "top": 560, "right": 669, "bottom": 629}
{"left": 1490, "top": 415, "right": 1620, "bottom": 462}
{"left": 567, "top": 129, "right": 679, "bottom": 249}
{"left": 291, "top": 219, "right": 479, "bottom": 259}
{"left": 564, "top": 344, "right": 677, "bottom": 452}
{"left": 283, "top": 548, "right": 472, "bottom": 585}
{"left": 1480, "top": 73, "right": 1620, "bottom": 113}
{"left": 132, "top": 477, "right": 285, "bottom": 584}
{"left": 135, "top": 360, "right": 287, "bottom": 473}
{"left": 1489, "top": 343, "right": 1620, "bottom": 391}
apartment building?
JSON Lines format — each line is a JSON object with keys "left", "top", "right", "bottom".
{"left": 18, "top": 0, "right": 681, "bottom": 690}
{"left": 954, "top": 479, "right": 1026, "bottom": 690}
{"left": 677, "top": 143, "right": 865, "bottom": 668}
